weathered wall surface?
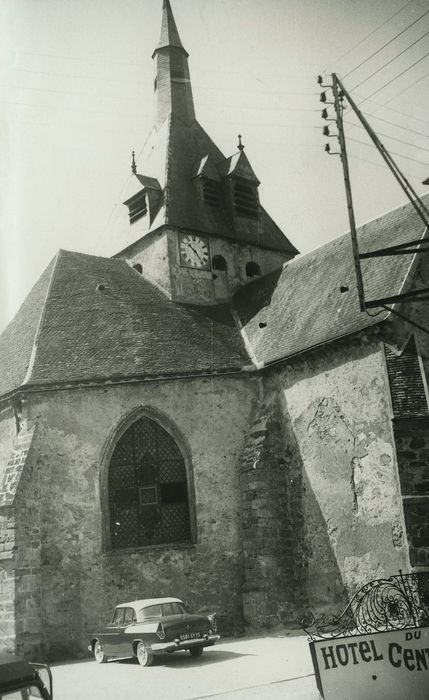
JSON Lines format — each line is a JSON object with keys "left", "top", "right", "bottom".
{"left": 117, "top": 229, "right": 172, "bottom": 297}
{"left": 0, "top": 410, "right": 16, "bottom": 487}
{"left": 270, "top": 333, "right": 409, "bottom": 615}
{"left": 0, "top": 410, "right": 18, "bottom": 654}
{"left": 17, "top": 375, "right": 256, "bottom": 659}
{"left": 393, "top": 420, "right": 429, "bottom": 568}
{"left": 0, "top": 413, "right": 42, "bottom": 656}
{"left": 167, "top": 229, "right": 287, "bottom": 304}
{"left": 238, "top": 390, "right": 296, "bottom": 630}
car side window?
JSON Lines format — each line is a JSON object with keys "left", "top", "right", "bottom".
{"left": 111, "top": 608, "right": 125, "bottom": 625}
{"left": 123, "top": 607, "right": 135, "bottom": 625}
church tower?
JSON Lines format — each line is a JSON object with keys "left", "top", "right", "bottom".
{"left": 118, "top": 0, "right": 298, "bottom": 304}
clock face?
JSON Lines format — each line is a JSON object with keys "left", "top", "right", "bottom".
{"left": 179, "top": 234, "right": 210, "bottom": 270}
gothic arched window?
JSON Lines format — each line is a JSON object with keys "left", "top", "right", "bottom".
{"left": 108, "top": 416, "right": 192, "bottom": 550}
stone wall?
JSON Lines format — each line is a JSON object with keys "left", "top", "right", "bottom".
{"left": 392, "top": 419, "right": 429, "bottom": 569}
{"left": 270, "top": 332, "right": 409, "bottom": 615}
{"left": 14, "top": 375, "right": 256, "bottom": 659}
{"left": 0, "top": 415, "right": 42, "bottom": 656}
{"left": 238, "top": 390, "right": 296, "bottom": 630}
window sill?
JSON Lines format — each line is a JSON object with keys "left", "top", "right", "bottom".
{"left": 103, "top": 540, "right": 196, "bottom": 557}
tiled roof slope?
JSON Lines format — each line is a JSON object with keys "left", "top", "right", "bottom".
{"left": 233, "top": 195, "right": 429, "bottom": 366}
{"left": 120, "top": 116, "right": 298, "bottom": 256}
{"left": 0, "top": 258, "right": 56, "bottom": 396}
{"left": 167, "top": 118, "right": 297, "bottom": 253}
{"left": 0, "top": 250, "right": 248, "bottom": 397}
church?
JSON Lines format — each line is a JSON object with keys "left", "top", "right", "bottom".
{"left": 1, "top": 0, "right": 428, "bottom": 660}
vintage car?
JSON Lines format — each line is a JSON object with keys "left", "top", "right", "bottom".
{"left": 0, "top": 655, "right": 53, "bottom": 699}
{"left": 88, "top": 597, "right": 220, "bottom": 666}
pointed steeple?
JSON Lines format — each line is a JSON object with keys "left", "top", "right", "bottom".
{"left": 155, "top": 0, "right": 187, "bottom": 54}
{"left": 152, "top": 0, "right": 195, "bottom": 128}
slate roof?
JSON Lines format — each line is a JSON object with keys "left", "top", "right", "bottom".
{"left": 0, "top": 250, "right": 248, "bottom": 397}
{"left": 120, "top": 116, "right": 298, "bottom": 256}
{"left": 1, "top": 196, "right": 427, "bottom": 398}
{"left": 233, "top": 195, "right": 429, "bottom": 367}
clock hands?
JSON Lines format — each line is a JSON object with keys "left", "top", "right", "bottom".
{"left": 188, "top": 244, "right": 205, "bottom": 265}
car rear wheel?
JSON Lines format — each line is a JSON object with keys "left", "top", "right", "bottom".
{"left": 189, "top": 646, "right": 204, "bottom": 658}
{"left": 136, "top": 641, "right": 154, "bottom": 667}
{"left": 94, "top": 640, "right": 108, "bottom": 664}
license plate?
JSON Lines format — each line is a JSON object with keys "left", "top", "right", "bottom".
{"left": 179, "top": 632, "right": 201, "bottom": 641}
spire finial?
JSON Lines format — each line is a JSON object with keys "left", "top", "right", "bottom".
{"left": 131, "top": 150, "right": 137, "bottom": 175}
{"left": 238, "top": 134, "right": 244, "bottom": 151}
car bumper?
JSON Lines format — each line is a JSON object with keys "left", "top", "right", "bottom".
{"left": 151, "top": 634, "right": 220, "bottom": 653}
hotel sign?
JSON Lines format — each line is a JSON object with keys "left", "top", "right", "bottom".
{"left": 310, "top": 626, "right": 429, "bottom": 699}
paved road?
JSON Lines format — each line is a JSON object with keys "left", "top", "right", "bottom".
{"left": 51, "top": 633, "right": 319, "bottom": 699}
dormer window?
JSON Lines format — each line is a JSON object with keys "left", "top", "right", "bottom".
{"left": 127, "top": 191, "right": 147, "bottom": 224}
{"left": 203, "top": 179, "right": 222, "bottom": 208}
{"left": 234, "top": 182, "right": 259, "bottom": 220}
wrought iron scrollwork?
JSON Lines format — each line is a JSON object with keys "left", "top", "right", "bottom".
{"left": 302, "top": 571, "right": 429, "bottom": 641}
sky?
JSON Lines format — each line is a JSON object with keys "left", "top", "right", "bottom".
{"left": 1, "top": 0, "right": 429, "bottom": 332}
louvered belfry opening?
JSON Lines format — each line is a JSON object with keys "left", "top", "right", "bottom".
{"left": 127, "top": 191, "right": 147, "bottom": 224}
{"left": 233, "top": 181, "right": 259, "bottom": 220}
{"left": 203, "top": 179, "right": 222, "bottom": 208}
{"left": 108, "top": 417, "right": 191, "bottom": 549}
{"left": 385, "top": 337, "right": 429, "bottom": 417}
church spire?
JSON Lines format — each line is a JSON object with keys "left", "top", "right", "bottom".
{"left": 155, "top": 0, "right": 187, "bottom": 54}
{"left": 152, "top": 0, "right": 196, "bottom": 128}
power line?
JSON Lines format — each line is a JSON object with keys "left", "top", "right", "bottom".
{"left": 354, "top": 92, "right": 429, "bottom": 127}
{"left": 346, "top": 121, "right": 429, "bottom": 153}
{"left": 348, "top": 113, "right": 429, "bottom": 142}
{"left": 347, "top": 135, "right": 429, "bottom": 167}
{"left": 344, "top": 7, "right": 429, "bottom": 79}
{"left": 358, "top": 50, "right": 429, "bottom": 104}
{"left": 18, "top": 49, "right": 143, "bottom": 68}
{"left": 383, "top": 67, "right": 429, "bottom": 103}
{"left": 350, "top": 29, "right": 429, "bottom": 91}
{"left": 324, "top": 0, "right": 416, "bottom": 71}
{"left": 348, "top": 153, "right": 422, "bottom": 181}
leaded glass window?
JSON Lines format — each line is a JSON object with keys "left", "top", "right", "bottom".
{"left": 108, "top": 417, "right": 191, "bottom": 549}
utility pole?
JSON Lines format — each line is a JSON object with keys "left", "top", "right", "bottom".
{"left": 331, "top": 74, "right": 366, "bottom": 312}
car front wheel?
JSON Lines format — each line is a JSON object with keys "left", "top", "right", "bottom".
{"left": 93, "top": 640, "right": 108, "bottom": 664}
{"left": 189, "top": 646, "right": 204, "bottom": 658}
{"left": 136, "top": 641, "right": 154, "bottom": 667}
